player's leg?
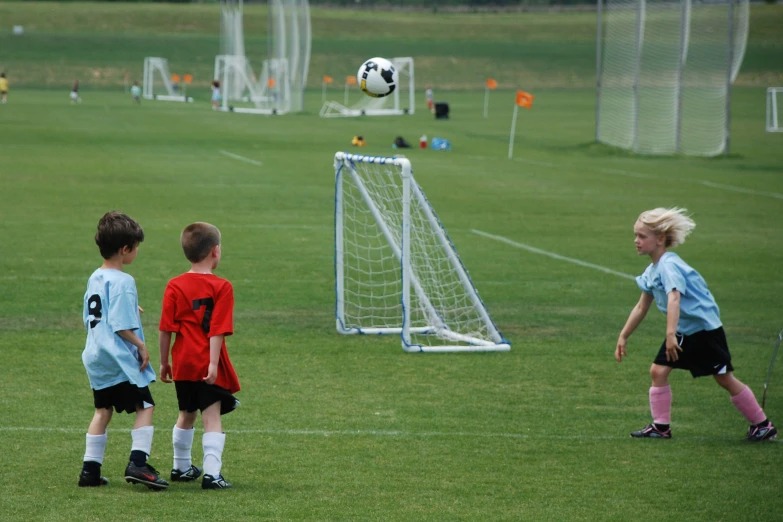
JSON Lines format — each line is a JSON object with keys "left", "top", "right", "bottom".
{"left": 201, "top": 401, "right": 231, "bottom": 489}
{"left": 124, "top": 386, "right": 169, "bottom": 490}
{"left": 171, "top": 409, "right": 201, "bottom": 482}
{"left": 716, "top": 373, "right": 777, "bottom": 441}
{"left": 631, "top": 362, "right": 674, "bottom": 439}
{"left": 79, "top": 406, "right": 112, "bottom": 487}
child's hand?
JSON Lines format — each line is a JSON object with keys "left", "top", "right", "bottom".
{"left": 160, "top": 362, "right": 173, "bottom": 383}
{"left": 137, "top": 344, "right": 150, "bottom": 371}
{"left": 615, "top": 337, "right": 628, "bottom": 362}
{"left": 138, "top": 305, "right": 144, "bottom": 314}
{"left": 665, "top": 333, "right": 683, "bottom": 362}
{"left": 203, "top": 363, "right": 218, "bottom": 385}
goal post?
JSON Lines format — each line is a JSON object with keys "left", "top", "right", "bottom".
{"left": 767, "top": 88, "right": 783, "bottom": 132}
{"left": 320, "top": 58, "right": 415, "bottom": 118}
{"left": 142, "top": 57, "right": 193, "bottom": 103}
{"left": 334, "top": 152, "right": 510, "bottom": 353}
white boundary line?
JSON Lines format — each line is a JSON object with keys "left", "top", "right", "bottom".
{"left": 0, "top": 426, "right": 768, "bottom": 442}
{"left": 219, "top": 149, "right": 263, "bottom": 167}
{"left": 699, "top": 181, "right": 783, "bottom": 200}
{"left": 471, "top": 229, "right": 636, "bottom": 280}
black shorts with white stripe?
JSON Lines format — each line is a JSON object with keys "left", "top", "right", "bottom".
{"left": 653, "top": 326, "right": 734, "bottom": 378}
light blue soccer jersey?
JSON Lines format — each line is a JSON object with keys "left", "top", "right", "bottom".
{"left": 82, "top": 268, "right": 155, "bottom": 390}
{"left": 636, "top": 252, "right": 722, "bottom": 335}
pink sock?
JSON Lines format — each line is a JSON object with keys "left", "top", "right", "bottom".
{"left": 730, "top": 386, "right": 766, "bottom": 425}
{"left": 649, "top": 386, "right": 672, "bottom": 425}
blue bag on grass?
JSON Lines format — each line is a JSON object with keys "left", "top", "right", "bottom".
{"left": 430, "top": 137, "right": 451, "bottom": 151}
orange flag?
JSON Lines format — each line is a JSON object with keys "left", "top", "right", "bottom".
{"left": 171, "top": 73, "right": 181, "bottom": 83}
{"left": 486, "top": 78, "right": 498, "bottom": 90}
{"left": 516, "top": 90, "right": 534, "bottom": 109}
{"left": 323, "top": 75, "right": 334, "bottom": 84}
{"left": 267, "top": 78, "right": 276, "bottom": 88}
{"left": 183, "top": 74, "right": 193, "bottom": 85}
{"left": 346, "top": 76, "right": 357, "bottom": 85}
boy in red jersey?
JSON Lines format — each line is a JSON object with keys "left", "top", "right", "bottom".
{"left": 159, "top": 222, "right": 240, "bottom": 489}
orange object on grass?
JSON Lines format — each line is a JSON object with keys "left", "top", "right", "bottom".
{"left": 515, "top": 90, "right": 534, "bottom": 109}
{"left": 486, "top": 78, "right": 498, "bottom": 90}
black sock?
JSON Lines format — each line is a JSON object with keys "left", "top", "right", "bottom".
{"left": 654, "top": 423, "right": 670, "bottom": 431}
{"left": 755, "top": 418, "right": 769, "bottom": 427}
{"left": 129, "top": 450, "right": 148, "bottom": 466}
{"left": 82, "top": 461, "right": 101, "bottom": 474}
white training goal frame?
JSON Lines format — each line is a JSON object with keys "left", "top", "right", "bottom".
{"left": 767, "top": 88, "right": 783, "bottom": 133}
{"left": 214, "top": 54, "right": 290, "bottom": 115}
{"left": 334, "top": 152, "right": 510, "bottom": 353}
{"left": 320, "top": 58, "right": 415, "bottom": 118}
{"left": 142, "top": 57, "right": 193, "bottom": 103}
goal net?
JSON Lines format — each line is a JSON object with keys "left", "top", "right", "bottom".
{"left": 142, "top": 57, "right": 193, "bottom": 102}
{"left": 320, "top": 58, "right": 415, "bottom": 118}
{"left": 334, "top": 152, "right": 510, "bottom": 353}
{"left": 767, "top": 88, "right": 783, "bottom": 133}
{"left": 596, "top": 0, "right": 748, "bottom": 156}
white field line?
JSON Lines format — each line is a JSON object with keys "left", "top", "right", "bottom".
{"left": 699, "top": 181, "right": 783, "bottom": 200}
{"left": 219, "top": 149, "right": 263, "bottom": 167}
{"left": 472, "top": 229, "right": 636, "bottom": 281}
{"left": 463, "top": 155, "right": 782, "bottom": 199}
{"left": 0, "top": 426, "right": 768, "bottom": 442}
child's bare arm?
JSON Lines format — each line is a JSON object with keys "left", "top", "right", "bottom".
{"left": 117, "top": 329, "right": 149, "bottom": 371}
{"left": 615, "top": 292, "right": 654, "bottom": 362}
{"left": 665, "top": 290, "right": 684, "bottom": 361}
{"left": 159, "top": 331, "right": 173, "bottom": 383}
{"left": 203, "top": 334, "right": 224, "bottom": 385}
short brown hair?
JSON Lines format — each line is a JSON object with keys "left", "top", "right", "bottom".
{"left": 181, "top": 222, "right": 221, "bottom": 263}
{"left": 95, "top": 211, "right": 144, "bottom": 259}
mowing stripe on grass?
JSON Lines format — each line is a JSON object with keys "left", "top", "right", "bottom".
{"left": 472, "top": 229, "right": 636, "bottom": 280}
{"left": 219, "top": 149, "right": 263, "bottom": 167}
{"left": 699, "top": 181, "right": 783, "bottom": 200}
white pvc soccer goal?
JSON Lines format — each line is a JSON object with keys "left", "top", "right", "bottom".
{"left": 142, "top": 57, "right": 193, "bottom": 102}
{"left": 334, "top": 152, "right": 510, "bottom": 353}
{"left": 767, "top": 88, "right": 783, "bottom": 132}
{"left": 320, "top": 58, "right": 415, "bottom": 118}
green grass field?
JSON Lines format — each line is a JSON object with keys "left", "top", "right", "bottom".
{"left": 1, "top": 2, "right": 782, "bottom": 521}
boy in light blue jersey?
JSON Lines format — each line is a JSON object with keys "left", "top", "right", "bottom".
{"left": 615, "top": 207, "right": 776, "bottom": 441}
{"left": 79, "top": 211, "right": 169, "bottom": 490}
{"left": 130, "top": 81, "right": 141, "bottom": 104}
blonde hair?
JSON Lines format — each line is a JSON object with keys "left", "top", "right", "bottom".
{"left": 637, "top": 207, "right": 695, "bottom": 248}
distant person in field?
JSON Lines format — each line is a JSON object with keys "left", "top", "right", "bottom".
{"left": 211, "top": 80, "right": 221, "bottom": 111}
{"left": 70, "top": 79, "right": 82, "bottom": 104}
{"left": 79, "top": 211, "right": 169, "bottom": 490}
{"left": 0, "top": 72, "right": 8, "bottom": 104}
{"left": 615, "top": 207, "right": 777, "bottom": 442}
{"left": 425, "top": 84, "right": 434, "bottom": 114}
{"left": 130, "top": 81, "right": 141, "bottom": 104}
{"left": 159, "top": 222, "right": 241, "bottom": 490}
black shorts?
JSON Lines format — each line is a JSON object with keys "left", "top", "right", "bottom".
{"left": 653, "top": 326, "right": 734, "bottom": 378}
{"left": 93, "top": 382, "right": 155, "bottom": 414}
{"left": 175, "top": 381, "right": 239, "bottom": 416}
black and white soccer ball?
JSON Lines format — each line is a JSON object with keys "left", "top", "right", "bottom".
{"left": 357, "top": 57, "right": 398, "bottom": 98}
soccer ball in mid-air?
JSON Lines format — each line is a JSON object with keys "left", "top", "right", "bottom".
{"left": 357, "top": 57, "right": 398, "bottom": 98}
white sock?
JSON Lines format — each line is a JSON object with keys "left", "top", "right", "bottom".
{"left": 131, "top": 426, "right": 154, "bottom": 456}
{"left": 84, "top": 432, "right": 107, "bottom": 464}
{"left": 173, "top": 426, "right": 195, "bottom": 471}
{"left": 202, "top": 432, "right": 226, "bottom": 477}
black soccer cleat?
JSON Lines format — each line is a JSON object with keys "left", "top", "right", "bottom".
{"left": 745, "top": 421, "right": 778, "bottom": 442}
{"left": 78, "top": 469, "right": 109, "bottom": 487}
{"left": 630, "top": 423, "right": 672, "bottom": 439}
{"left": 125, "top": 462, "right": 169, "bottom": 491}
{"left": 171, "top": 465, "right": 202, "bottom": 482}
{"left": 202, "top": 473, "right": 232, "bottom": 490}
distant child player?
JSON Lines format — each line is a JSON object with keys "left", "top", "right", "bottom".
{"left": 425, "top": 84, "right": 434, "bottom": 114}
{"left": 211, "top": 80, "right": 221, "bottom": 111}
{"left": 0, "top": 73, "right": 8, "bottom": 104}
{"left": 70, "top": 79, "right": 82, "bottom": 104}
{"left": 615, "top": 207, "right": 777, "bottom": 441}
{"left": 79, "top": 211, "right": 169, "bottom": 490}
{"left": 159, "top": 222, "right": 241, "bottom": 489}
{"left": 130, "top": 81, "right": 141, "bottom": 104}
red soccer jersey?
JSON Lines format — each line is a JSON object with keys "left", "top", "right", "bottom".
{"left": 159, "top": 273, "right": 240, "bottom": 393}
